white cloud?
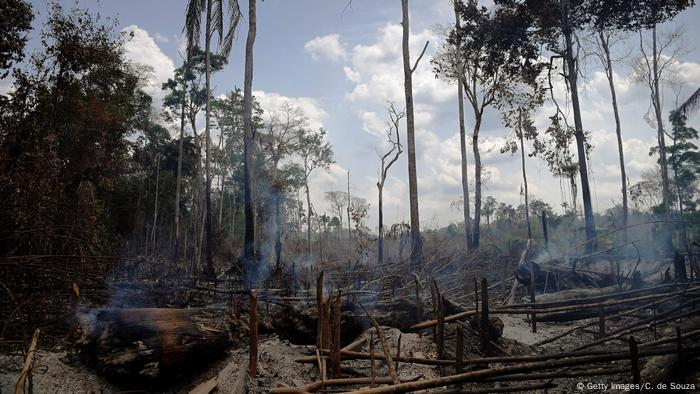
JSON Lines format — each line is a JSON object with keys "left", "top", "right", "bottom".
{"left": 304, "top": 34, "right": 347, "bottom": 62}
{"left": 122, "top": 25, "right": 176, "bottom": 106}
{"left": 343, "top": 66, "right": 361, "bottom": 83}
{"left": 254, "top": 91, "right": 328, "bottom": 130}
{"left": 154, "top": 32, "right": 170, "bottom": 44}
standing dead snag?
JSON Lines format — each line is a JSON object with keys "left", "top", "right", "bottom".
{"left": 480, "top": 278, "right": 490, "bottom": 353}
{"left": 249, "top": 291, "right": 258, "bottom": 379}
{"left": 629, "top": 336, "right": 640, "bottom": 394}
{"left": 437, "top": 295, "right": 445, "bottom": 359}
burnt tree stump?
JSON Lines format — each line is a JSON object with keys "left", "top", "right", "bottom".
{"left": 75, "top": 308, "right": 230, "bottom": 383}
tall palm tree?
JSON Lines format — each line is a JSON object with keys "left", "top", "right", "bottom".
{"left": 184, "top": 0, "right": 241, "bottom": 277}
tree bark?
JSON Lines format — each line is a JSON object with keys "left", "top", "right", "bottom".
{"left": 203, "top": 0, "right": 215, "bottom": 277}
{"left": 519, "top": 111, "right": 531, "bottom": 239}
{"left": 347, "top": 170, "right": 352, "bottom": 251}
{"left": 599, "top": 30, "right": 628, "bottom": 236}
{"left": 472, "top": 115, "right": 482, "bottom": 248}
{"left": 173, "top": 77, "right": 187, "bottom": 262}
{"left": 651, "top": 23, "right": 673, "bottom": 253}
{"left": 562, "top": 1, "right": 596, "bottom": 251}
{"left": 243, "top": 0, "right": 257, "bottom": 285}
{"left": 401, "top": 0, "right": 422, "bottom": 267}
{"left": 453, "top": 0, "right": 472, "bottom": 251}
{"left": 378, "top": 184, "right": 384, "bottom": 266}
{"left": 305, "top": 182, "right": 312, "bottom": 255}
{"left": 151, "top": 153, "right": 161, "bottom": 254}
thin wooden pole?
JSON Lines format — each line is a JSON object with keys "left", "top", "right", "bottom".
{"left": 437, "top": 295, "right": 445, "bottom": 359}
{"left": 455, "top": 327, "right": 464, "bottom": 374}
{"left": 481, "top": 277, "right": 490, "bottom": 352}
{"left": 629, "top": 336, "right": 640, "bottom": 394}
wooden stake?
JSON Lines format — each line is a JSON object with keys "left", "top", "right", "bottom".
{"left": 369, "top": 335, "right": 376, "bottom": 386}
{"left": 358, "top": 302, "right": 399, "bottom": 384}
{"left": 629, "top": 336, "right": 640, "bottom": 394}
{"left": 455, "top": 327, "right": 464, "bottom": 374}
{"left": 598, "top": 306, "right": 605, "bottom": 338}
{"left": 316, "top": 271, "right": 324, "bottom": 349}
{"left": 481, "top": 278, "right": 490, "bottom": 352}
{"left": 248, "top": 291, "right": 258, "bottom": 379}
{"left": 15, "top": 328, "right": 40, "bottom": 394}
{"left": 437, "top": 295, "right": 445, "bottom": 359}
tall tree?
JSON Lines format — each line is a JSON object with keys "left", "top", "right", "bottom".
{"left": 501, "top": 82, "right": 545, "bottom": 239}
{"left": 242, "top": 0, "right": 257, "bottom": 284}
{"left": 499, "top": 0, "right": 694, "bottom": 252}
{"left": 440, "top": 0, "right": 541, "bottom": 248}
{"left": 0, "top": 0, "right": 33, "bottom": 80}
{"left": 295, "top": 128, "right": 334, "bottom": 257}
{"left": 400, "top": 0, "right": 429, "bottom": 267}
{"left": 260, "top": 103, "right": 303, "bottom": 268}
{"left": 184, "top": 0, "right": 241, "bottom": 277}
{"left": 377, "top": 102, "right": 404, "bottom": 266}
{"left": 589, "top": 29, "right": 630, "bottom": 236}
{"left": 502, "top": 109, "right": 539, "bottom": 239}
{"left": 452, "top": 0, "right": 472, "bottom": 251}
{"left": 632, "top": 26, "right": 686, "bottom": 251}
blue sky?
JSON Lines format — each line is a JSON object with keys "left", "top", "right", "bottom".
{"left": 14, "top": 0, "right": 700, "bottom": 229}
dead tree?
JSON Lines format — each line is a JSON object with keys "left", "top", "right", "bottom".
{"left": 377, "top": 102, "right": 404, "bottom": 266}
{"left": 401, "top": 0, "right": 429, "bottom": 267}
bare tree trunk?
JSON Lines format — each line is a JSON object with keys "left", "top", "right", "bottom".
{"left": 305, "top": 182, "right": 312, "bottom": 256}
{"left": 347, "top": 170, "right": 352, "bottom": 252}
{"left": 152, "top": 153, "right": 161, "bottom": 254}
{"left": 562, "top": 1, "right": 596, "bottom": 252}
{"left": 651, "top": 23, "right": 673, "bottom": 253}
{"left": 174, "top": 81, "right": 187, "bottom": 262}
{"left": 599, "top": 30, "right": 628, "bottom": 237}
{"left": 472, "top": 115, "right": 482, "bottom": 248}
{"left": 243, "top": 0, "right": 257, "bottom": 284}
{"left": 274, "top": 188, "right": 283, "bottom": 269}
{"left": 453, "top": 0, "right": 472, "bottom": 251}
{"left": 203, "top": 0, "right": 215, "bottom": 277}
{"left": 401, "top": 0, "right": 422, "bottom": 267}
{"left": 378, "top": 184, "right": 384, "bottom": 266}
{"left": 519, "top": 111, "right": 531, "bottom": 239}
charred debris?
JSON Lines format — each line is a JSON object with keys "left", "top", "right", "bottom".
{"left": 2, "top": 231, "right": 700, "bottom": 393}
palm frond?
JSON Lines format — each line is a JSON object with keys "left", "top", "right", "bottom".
{"left": 184, "top": 0, "right": 206, "bottom": 57}
{"left": 212, "top": 0, "right": 224, "bottom": 44}
{"left": 218, "top": 0, "right": 242, "bottom": 59}
{"left": 676, "top": 87, "right": 700, "bottom": 118}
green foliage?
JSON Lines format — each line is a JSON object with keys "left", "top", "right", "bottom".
{"left": 668, "top": 110, "right": 700, "bottom": 212}
{"left": 0, "top": 0, "right": 33, "bottom": 79}
{"left": 0, "top": 4, "right": 151, "bottom": 255}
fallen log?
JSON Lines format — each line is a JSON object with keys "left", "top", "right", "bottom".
{"left": 413, "top": 288, "right": 700, "bottom": 329}
{"left": 75, "top": 308, "right": 230, "bottom": 382}
{"left": 343, "top": 345, "right": 700, "bottom": 394}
